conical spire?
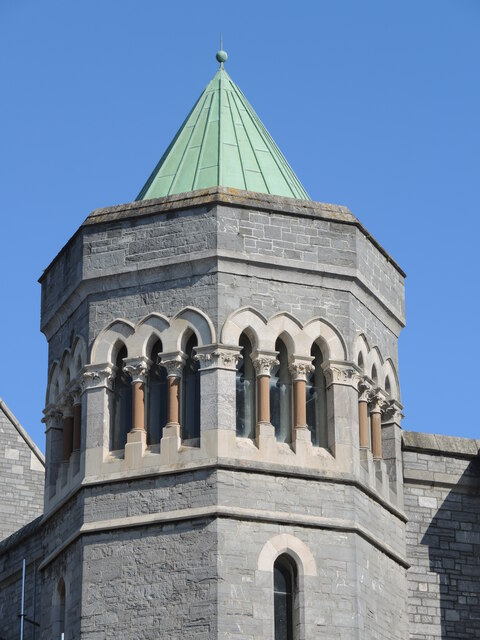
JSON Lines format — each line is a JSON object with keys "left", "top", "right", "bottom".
{"left": 137, "top": 51, "right": 309, "bottom": 201}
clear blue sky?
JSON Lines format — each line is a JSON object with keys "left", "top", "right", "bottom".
{"left": 1, "top": 0, "right": 478, "bottom": 450}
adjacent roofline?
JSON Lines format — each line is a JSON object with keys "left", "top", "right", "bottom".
{"left": 402, "top": 430, "right": 480, "bottom": 459}
{"left": 0, "top": 396, "right": 45, "bottom": 467}
{"left": 39, "top": 187, "right": 406, "bottom": 282}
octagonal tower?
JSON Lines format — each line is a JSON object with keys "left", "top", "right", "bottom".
{"left": 38, "top": 53, "right": 408, "bottom": 639}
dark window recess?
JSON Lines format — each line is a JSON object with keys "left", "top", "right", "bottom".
{"left": 274, "top": 555, "right": 295, "bottom": 640}
{"left": 182, "top": 334, "right": 200, "bottom": 441}
{"left": 147, "top": 340, "right": 168, "bottom": 445}
{"left": 270, "top": 339, "right": 292, "bottom": 443}
{"left": 236, "top": 333, "right": 256, "bottom": 438}
{"left": 111, "top": 345, "right": 132, "bottom": 450}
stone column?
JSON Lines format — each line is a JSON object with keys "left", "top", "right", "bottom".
{"left": 158, "top": 351, "right": 187, "bottom": 460}
{"left": 80, "top": 363, "right": 115, "bottom": 477}
{"left": 60, "top": 397, "right": 74, "bottom": 463}
{"left": 369, "top": 392, "right": 386, "bottom": 459}
{"left": 123, "top": 357, "right": 151, "bottom": 437}
{"left": 288, "top": 357, "right": 314, "bottom": 455}
{"left": 42, "top": 406, "right": 63, "bottom": 503}
{"left": 381, "top": 399, "right": 405, "bottom": 504}
{"left": 71, "top": 387, "right": 82, "bottom": 453}
{"left": 251, "top": 351, "right": 279, "bottom": 448}
{"left": 357, "top": 378, "right": 372, "bottom": 449}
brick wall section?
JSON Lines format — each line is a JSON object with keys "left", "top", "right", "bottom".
{"left": 403, "top": 431, "right": 480, "bottom": 639}
{"left": 0, "top": 398, "right": 44, "bottom": 541}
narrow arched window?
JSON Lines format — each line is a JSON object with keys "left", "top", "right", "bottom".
{"left": 385, "top": 376, "right": 391, "bottom": 397}
{"left": 357, "top": 352, "right": 364, "bottom": 371}
{"left": 147, "top": 339, "right": 168, "bottom": 445}
{"left": 181, "top": 334, "right": 200, "bottom": 441}
{"left": 371, "top": 365, "right": 378, "bottom": 385}
{"left": 56, "top": 578, "right": 66, "bottom": 639}
{"left": 270, "top": 338, "right": 292, "bottom": 443}
{"left": 236, "top": 333, "right": 256, "bottom": 438}
{"left": 110, "top": 345, "right": 132, "bottom": 451}
{"left": 274, "top": 555, "right": 296, "bottom": 640}
{"left": 306, "top": 343, "right": 328, "bottom": 447}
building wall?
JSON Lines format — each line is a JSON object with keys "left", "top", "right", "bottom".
{"left": 0, "top": 399, "right": 44, "bottom": 541}
{"left": 403, "top": 431, "right": 480, "bottom": 640}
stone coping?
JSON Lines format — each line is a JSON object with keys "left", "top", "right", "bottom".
{"left": 0, "top": 514, "right": 43, "bottom": 555}
{"left": 39, "top": 187, "right": 405, "bottom": 282}
{"left": 403, "top": 430, "right": 480, "bottom": 458}
{"left": 0, "top": 396, "right": 45, "bottom": 466}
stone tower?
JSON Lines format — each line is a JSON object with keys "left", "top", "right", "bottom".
{"left": 32, "top": 51, "right": 408, "bottom": 638}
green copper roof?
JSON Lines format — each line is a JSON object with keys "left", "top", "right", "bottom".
{"left": 137, "top": 60, "right": 309, "bottom": 201}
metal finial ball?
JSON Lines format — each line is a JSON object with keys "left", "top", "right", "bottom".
{"left": 216, "top": 50, "right": 228, "bottom": 64}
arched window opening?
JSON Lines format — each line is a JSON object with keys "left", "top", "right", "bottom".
{"left": 371, "top": 365, "right": 378, "bottom": 385}
{"left": 270, "top": 338, "right": 292, "bottom": 443}
{"left": 306, "top": 343, "right": 328, "bottom": 447}
{"left": 147, "top": 340, "right": 167, "bottom": 445}
{"left": 385, "top": 376, "right": 391, "bottom": 397}
{"left": 181, "top": 334, "right": 200, "bottom": 442}
{"left": 274, "top": 554, "right": 297, "bottom": 640}
{"left": 110, "top": 345, "right": 132, "bottom": 451}
{"left": 357, "top": 352, "right": 364, "bottom": 371}
{"left": 236, "top": 333, "right": 256, "bottom": 439}
{"left": 56, "top": 578, "right": 66, "bottom": 639}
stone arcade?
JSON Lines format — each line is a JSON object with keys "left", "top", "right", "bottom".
{"left": 0, "top": 51, "right": 479, "bottom": 640}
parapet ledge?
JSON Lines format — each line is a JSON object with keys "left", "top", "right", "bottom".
{"left": 403, "top": 430, "right": 480, "bottom": 459}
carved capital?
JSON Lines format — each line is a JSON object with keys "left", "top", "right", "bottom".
{"left": 67, "top": 382, "right": 82, "bottom": 405}
{"left": 42, "top": 405, "right": 63, "bottom": 431}
{"left": 123, "top": 357, "right": 151, "bottom": 384}
{"left": 288, "top": 356, "right": 315, "bottom": 382}
{"left": 369, "top": 390, "right": 388, "bottom": 414}
{"left": 382, "top": 399, "right": 404, "bottom": 423}
{"left": 80, "top": 364, "right": 115, "bottom": 392}
{"left": 159, "top": 352, "right": 187, "bottom": 378}
{"left": 358, "top": 377, "right": 373, "bottom": 402}
{"left": 251, "top": 351, "right": 279, "bottom": 377}
{"left": 194, "top": 345, "right": 242, "bottom": 371}
{"left": 58, "top": 393, "right": 74, "bottom": 418}
{"left": 322, "top": 362, "right": 359, "bottom": 388}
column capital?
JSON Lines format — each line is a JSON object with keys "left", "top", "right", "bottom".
{"left": 382, "top": 399, "right": 404, "bottom": 423}
{"left": 58, "top": 393, "right": 74, "bottom": 418}
{"left": 288, "top": 356, "right": 315, "bottom": 382}
{"left": 67, "top": 382, "right": 82, "bottom": 405}
{"left": 251, "top": 350, "right": 279, "bottom": 377}
{"left": 159, "top": 351, "right": 187, "bottom": 378}
{"left": 369, "top": 390, "right": 388, "bottom": 414}
{"left": 322, "top": 361, "right": 361, "bottom": 388}
{"left": 358, "top": 376, "right": 373, "bottom": 402}
{"left": 42, "top": 405, "right": 63, "bottom": 431}
{"left": 123, "top": 356, "right": 152, "bottom": 384}
{"left": 80, "top": 363, "right": 116, "bottom": 392}
{"left": 194, "top": 344, "right": 242, "bottom": 371}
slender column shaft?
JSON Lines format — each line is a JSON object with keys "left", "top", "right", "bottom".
{"left": 293, "top": 379, "right": 307, "bottom": 429}
{"left": 131, "top": 382, "right": 145, "bottom": 432}
{"left": 257, "top": 375, "right": 270, "bottom": 424}
{"left": 371, "top": 410, "right": 382, "bottom": 458}
{"left": 73, "top": 403, "right": 82, "bottom": 451}
{"left": 358, "top": 401, "right": 369, "bottom": 448}
{"left": 62, "top": 416, "right": 74, "bottom": 462}
{"left": 167, "top": 377, "right": 180, "bottom": 425}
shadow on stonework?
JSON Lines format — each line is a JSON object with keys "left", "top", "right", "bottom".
{"left": 422, "top": 455, "right": 480, "bottom": 638}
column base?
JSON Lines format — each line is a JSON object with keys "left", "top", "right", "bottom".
{"left": 124, "top": 429, "right": 147, "bottom": 468}
{"left": 292, "top": 426, "right": 312, "bottom": 459}
{"left": 160, "top": 422, "right": 182, "bottom": 463}
{"left": 256, "top": 421, "right": 276, "bottom": 454}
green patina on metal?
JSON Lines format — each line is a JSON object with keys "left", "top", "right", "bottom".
{"left": 137, "top": 53, "right": 310, "bottom": 201}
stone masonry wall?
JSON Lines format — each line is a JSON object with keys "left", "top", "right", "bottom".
{"left": 0, "top": 399, "right": 44, "bottom": 541}
{"left": 403, "top": 431, "right": 480, "bottom": 640}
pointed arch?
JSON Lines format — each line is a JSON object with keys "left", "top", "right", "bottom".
{"left": 71, "top": 335, "right": 88, "bottom": 377}
{"left": 368, "top": 346, "right": 384, "bottom": 382}
{"left": 303, "top": 317, "right": 347, "bottom": 361}
{"left": 91, "top": 319, "right": 135, "bottom": 364}
{"left": 258, "top": 534, "right": 317, "bottom": 577}
{"left": 353, "top": 334, "right": 370, "bottom": 373}
{"left": 221, "top": 306, "right": 267, "bottom": 350}
{"left": 267, "top": 312, "right": 304, "bottom": 354}
{"left": 383, "top": 358, "right": 400, "bottom": 401}
{"left": 161, "top": 307, "right": 215, "bottom": 352}
{"left": 130, "top": 313, "right": 170, "bottom": 358}
{"left": 46, "top": 361, "right": 61, "bottom": 405}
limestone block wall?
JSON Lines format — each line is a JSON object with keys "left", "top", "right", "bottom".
{"left": 402, "top": 431, "right": 480, "bottom": 639}
{"left": 0, "top": 399, "right": 44, "bottom": 541}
